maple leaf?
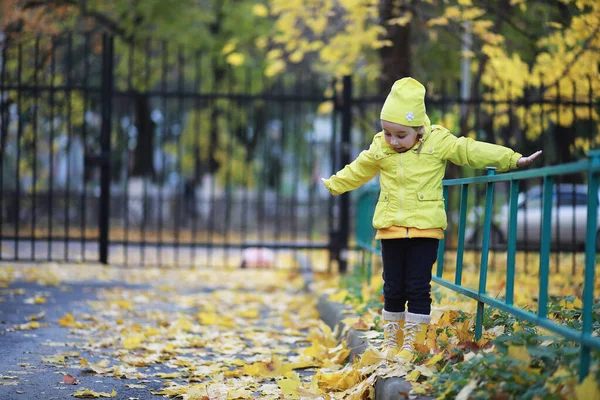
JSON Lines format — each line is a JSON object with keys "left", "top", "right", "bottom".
{"left": 314, "top": 365, "right": 361, "bottom": 391}
{"left": 121, "top": 334, "right": 145, "bottom": 350}
{"left": 71, "top": 388, "right": 116, "bottom": 398}
{"left": 83, "top": 359, "right": 111, "bottom": 374}
{"left": 197, "top": 312, "right": 235, "bottom": 327}
{"left": 242, "top": 355, "right": 292, "bottom": 378}
{"left": 276, "top": 373, "right": 301, "bottom": 399}
{"left": 41, "top": 355, "right": 65, "bottom": 364}
{"left": 59, "top": 313, "right": 81, "bottom": 328}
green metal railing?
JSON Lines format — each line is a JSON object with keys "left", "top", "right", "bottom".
{"left": 354, "top": 150, "right": 600, "bottom": 380}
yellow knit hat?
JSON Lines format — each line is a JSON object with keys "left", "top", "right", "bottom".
{"left": 380, "top": 77, "right": 426, "bottom": 127}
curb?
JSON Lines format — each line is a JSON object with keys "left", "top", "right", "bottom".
{"left": 298, "top": 254, "right": 433, "bottom": 400}
{"left": 295, "top": 253, "right": 314, "bottom": 293}
{"left": 316, "top": 295, "right": 368, "bottom": 362}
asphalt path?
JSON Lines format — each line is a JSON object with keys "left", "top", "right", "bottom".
{"left": 0, "top": 281, "right": 168, "bottom": 400}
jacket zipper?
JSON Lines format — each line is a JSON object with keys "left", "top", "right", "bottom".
{"left": 398, "top": 152, "right": 404, "bottom": 230}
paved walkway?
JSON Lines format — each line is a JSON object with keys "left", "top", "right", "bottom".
{"left": 0, "top": 263, "right": 322, "bottom": 399}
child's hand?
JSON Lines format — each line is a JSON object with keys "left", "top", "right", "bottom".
{"left": 321, "top": 177, "right": 337, "bottom": 196}
{"left": 517, "top": 150, "right": 542, "bottom": 168}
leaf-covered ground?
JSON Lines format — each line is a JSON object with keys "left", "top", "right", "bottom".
{"left": 322, "top": 250, "right": 600, "bottom": 400}
{"left": 0, "top": 259, "right": 598, "bottom": 400}
{"left": 0, "top": 263, "right": 342, "bottom": 399}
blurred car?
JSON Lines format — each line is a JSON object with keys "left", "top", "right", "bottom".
{"left": 465, "top": 184, "right": 599, "bottom": 250}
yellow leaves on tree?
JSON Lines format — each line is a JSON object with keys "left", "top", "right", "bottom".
{"left": 478, "top": 1, "right": 600, "bottom": 143}
{"left": 268, "top": 0, "right": 383, "bottom": 78}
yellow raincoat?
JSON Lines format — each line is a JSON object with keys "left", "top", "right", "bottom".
{"left": 323, "top": 119, "right": 522, "bottom": 233}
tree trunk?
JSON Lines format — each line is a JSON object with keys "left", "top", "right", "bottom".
{"left": 379, "top": 0, "right": 412, "bottom": 93}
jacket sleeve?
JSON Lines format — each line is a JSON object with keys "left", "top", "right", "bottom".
{"left": 437, "top": 128, "right": 522, "bottom": 172}
{"left": 323, "top": 141, "right": 380, "bottom": 195}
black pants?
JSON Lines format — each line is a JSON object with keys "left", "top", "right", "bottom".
{"left": 381, "top": 238, "right": 439, "bottom": 315}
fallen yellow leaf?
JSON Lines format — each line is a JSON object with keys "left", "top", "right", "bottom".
{"left": 122, "top": 334, "right": 145, "bottom": 350}
{"left": 576, "top": 373, "right": 600, "bottom": 400}
{"left": 277, "top": 373, "right": 301, "bottom": 400}
{"left": 72, "top": 388, "right": 116, "bottom": 398}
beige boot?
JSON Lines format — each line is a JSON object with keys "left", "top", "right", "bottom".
{"left": 381, "top": 310, "right": 405, "bottom": 359}
{"left": 395, "top": 312, "right": 430, "bottom": 362}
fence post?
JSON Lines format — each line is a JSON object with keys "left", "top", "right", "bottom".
{"left": 580, "top": 149, "right": 600, "bottom": 380}
{"left": 99, "top": 34, "right": 114, "bottom": 264}
{"left": 332, "top": 75, "right": 353, "bottom": 274}
{"left": 475, "top": 167, "right": 496, "bottom": 340}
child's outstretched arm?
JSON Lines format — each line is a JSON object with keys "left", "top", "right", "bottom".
{"left": 321, "top": 142, "right": 379, "bottom": 196}
{"left": 438, "top": 128, "right": 541, "bottom": 171}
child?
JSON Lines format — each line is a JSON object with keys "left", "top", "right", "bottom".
{"left": 321, "top": 77, "right": 541, "bottom": 361}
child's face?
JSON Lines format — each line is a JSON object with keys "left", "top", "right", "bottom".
{"left": 381, "top": 120, "right": 422, "bottom": 153}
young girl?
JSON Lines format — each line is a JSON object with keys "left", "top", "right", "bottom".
{"left": 321, "top": 77, "right": 541, "bottom": 361}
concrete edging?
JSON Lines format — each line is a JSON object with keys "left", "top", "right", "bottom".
{"left": 296, "top": 254, "right": 432, "bottom": 400}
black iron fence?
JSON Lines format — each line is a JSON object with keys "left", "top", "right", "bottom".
{"left": 1, "top": 32, "right": 597, "bottom": 272}
{"left": 0, "top": 33, "right": 349, "bottom": 269}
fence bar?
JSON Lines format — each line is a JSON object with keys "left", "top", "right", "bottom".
{"left": 123, "top": 40, "right": 134, "bottom": 267}
{"left": 505, "top": 179, "right": 520, "bottom": 305}
{"left": 223, "top": 72, "right": 234, "bottom": 267}
{"left": 80, "top": 33, "right": 90, "bottom": 261}
{"left": 207, "top": 60, "right": 217, "bottom": 268}
{"left": 292, "top": 76, "right": 301, "bottom": 244}
{"left": 64, "top": 34, "right": 73, "bottom": 260}
{"left": 454, "top": 184, "right": 469, "bottom": 285}
{"left": 31, "top": 37, "right": 40, "bottom": 260}
{"left": 48, "top": 41, "right": 56, "bottom": 260}
{"left": 580, "top": 149, "right": 600, "bottom": 380}
{"left": 158, "top": 40, "right": 168, "bottom": 266}
{"left": 475, "top": 167, "right": 496, "bottom": 340}
{"left": 15, "top": 43, "right": 22, "bottom": 258}
{"left": 192, "top": 51, "right": 201, "bottom": 266}
{"left": 436, "top": 186, "right": 449, "bottom": 277}
{"left": 0, "top": 42, "right": 7, "bottom": 259}
{"left": 274, "top": 78, "right": 283, "bottom": 247}
{"left": 140, "top": 38, "right": 151, "bottom": 266}
{"left": 327, "top": 78, "right": 338, "bottom": 272}
{"left": 98, "top": 34, "right": 114, "bottom": 264}
{"left": 175, "top": 47, "right": 185, "bottom": 266}
{"left": 337, "top": 75, "right": 352, "bottom": 273}
{"left": 538, "top": 176, "right": 554, "bottom": 318}
{"left": 240, "top": 66, "right": 250, "bottom": 258}
{"left": 444, "top": 160, "right": 592, "bottom": 185}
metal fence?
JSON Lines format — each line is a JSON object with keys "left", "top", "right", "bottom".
{"left": 0, "top": 33, "right": 347, "bottom": 268}
{"left": 355, "top": 151, "right": 600, "bottom": 380}
{"left": 1, "top": 32, "right": 598, "bottom": 271}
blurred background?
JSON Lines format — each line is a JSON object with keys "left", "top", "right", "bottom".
{"left": 0, "top": 0, "right": 598, "bottom": 272}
